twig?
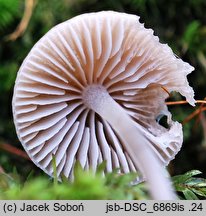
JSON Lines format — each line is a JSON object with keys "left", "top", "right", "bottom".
{"left": 165, "top": 99, "right": 206, "bottom": 125}
{"left": 0, "top": 143, "right": 30, "bottom": 160}
{"left": 161, "top": 86, "right": 170, "bottom": 96}
{"left": 182, "top": 107, "right": 206, "bottom": 125}
{"left": 6, "top": 0, "right": 35, "bottom": 41}
{"left": 193, "top": 97, "right": 206, "bottom": 129}
{"left": 166, "top": 100, "right": 206, "bottom": 105}
{"left": 200, "top": 113, "right": 206, "bottom": 137}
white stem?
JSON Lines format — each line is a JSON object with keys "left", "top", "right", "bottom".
{"left": 83, "top": 85, "right": 177, "bottom": 200}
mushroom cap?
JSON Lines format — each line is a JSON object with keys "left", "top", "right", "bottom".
{"left": 12, "top": 11, "right": 195, "bottom": 179}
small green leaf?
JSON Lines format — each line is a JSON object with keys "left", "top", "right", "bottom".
{"left": 173, "top": 170, "right": 202, "bottom": 184}
{"left": 26, "top": 171, "right": 34, "bottom": 182}
{"left": 60, "top": 174, "right": 70, "bottom": 185}
{"left": 183, "top": 189, "right": 199, "bottom": 200}
{"left": 191, "top": 188, "right": 206, "bottom": 197}
{"left": 173, "top": 170, "right": 206, "bottom": 199}
{"left": 96, "top": 161, "right": 107, "bottom": 174}
{"left": 185, "top": 177, "right": 206, "bottom": 187}
{"left": 52, "top": 155, "right": 58, "bottom": 186}
{"left": 184, "top": 170, "right": 202, "bottom": 178}
{"left": 182, "top": 21, "right": 200, "bottom": 45}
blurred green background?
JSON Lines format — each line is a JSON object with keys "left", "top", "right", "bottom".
{"left": 0, "top": 0, "right": 206, "bottom": 180}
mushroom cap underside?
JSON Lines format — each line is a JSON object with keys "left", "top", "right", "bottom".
{"left": 12, "top": 11, "right": 195, "bottom": 179}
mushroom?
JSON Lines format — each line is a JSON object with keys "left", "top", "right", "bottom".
{"left": 12, "top": 11, "right": 195, "bottom": 199}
